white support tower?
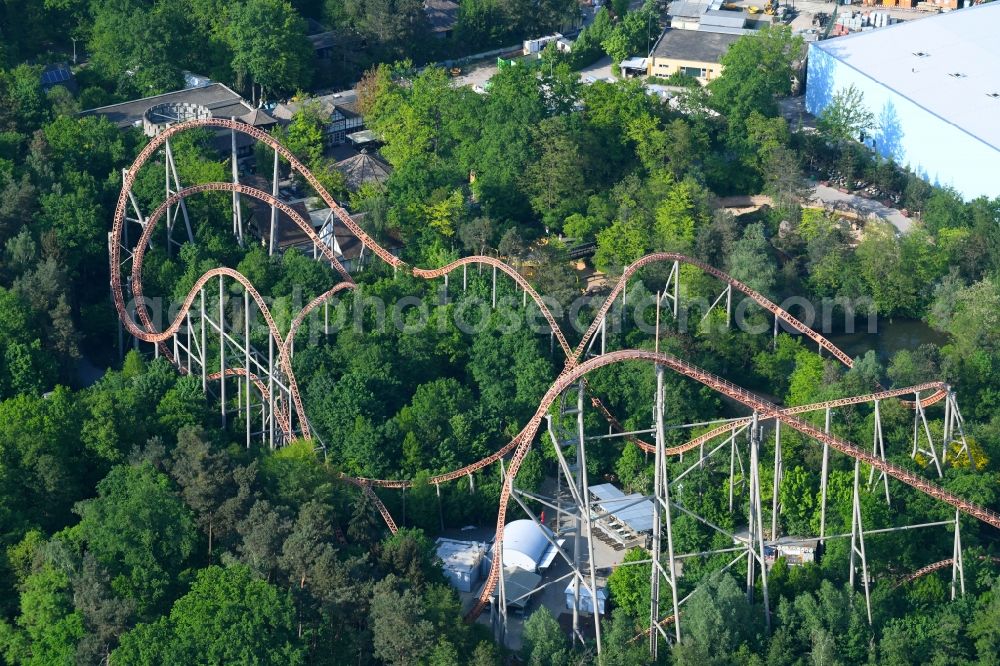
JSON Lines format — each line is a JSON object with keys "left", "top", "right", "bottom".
{"left": 849, "top": 458, "right": 873, "bottom": 624}
{"left": 951, "top": 509, "right": 965, "bottom": 600}
{"left": 649, "top": 364, "right": 682, "bottom": 657}
{"left": 868, "top": 399, "right": 891, "bottom": 505}
{"left": 745, "top": 412, "right": 771, "bottom": 631}
{"left": 911, "top": 391, "right": 943, "bottom": 477}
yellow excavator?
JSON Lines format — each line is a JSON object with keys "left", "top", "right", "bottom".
{"left": 764, "top": 0, "right": 778, "bottom": 14}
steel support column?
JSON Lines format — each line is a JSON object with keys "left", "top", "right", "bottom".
{"left": 200, "top": 290, "right": 207, "bottom": 391}
{"left": 230, "top": 119, "right": 244, "bottom": 245}
{"left": 244, "top": 290, "right": 251, "bottom": 449}
{"left": 268, "top": 330, "right": 275, "bottom": 448}
{"left": 951, "top": 509, "right": 965, "bottom": 600}
{"left": 496, "top": 463, "right": 508, "bottom": 647}
{"left": 218, "top": 276, "right": 226, "bottom": 428}
{"left": 868, "top": 399, "right": 890, "bottom": 505}
{"left": 746, "top": 412, "right": 771, "bottom": 630}
{"left": 576, "top": 379, "right": 602, "bottom": 654}
{"left": 649, "top": 364, "right": 681, "bottom": 656}
{"left": 671, "top": 261, "right": 679, "bottom": 319}
{"left": 819, "top": 407, "right": 831, "bottom": 543}
{"left": 943, "top": 391, "right": 973, "bottom": 468}
{"left": 269, "top": 149, "right": 279, "bottom": 256}
{"left": 728, "top": 427, "right": 745, "bottom": 514}
{"left": 771, "top": 422, "right": 782, "bottom": 540}
{"left": 911, "top": 391, "right": 943, "bottom": 477}
{"left": 849, "top": 458, "right": 872, "bottom": 624}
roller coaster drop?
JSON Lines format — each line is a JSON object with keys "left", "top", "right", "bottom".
{"left": 111, "top": 119, "right": 1000, "bottom": 655}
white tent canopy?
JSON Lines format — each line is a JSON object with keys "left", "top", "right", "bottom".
{"left": 590, "top": 483, "right": 655, "bottom": 534}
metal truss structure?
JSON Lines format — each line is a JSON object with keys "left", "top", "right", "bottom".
{"left": 110, "top": 119, "right": 1000, "bottom": 657}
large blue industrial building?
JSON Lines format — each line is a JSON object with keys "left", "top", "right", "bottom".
{"left": 806, "top": 4, "right": 1000, "bottom": 201}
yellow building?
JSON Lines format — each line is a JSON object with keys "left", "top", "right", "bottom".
{"left": 646, "top": 29, "right": 741, "bottom": 84}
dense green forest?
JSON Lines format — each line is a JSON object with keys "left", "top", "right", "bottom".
{"left": 2, "top": 0, "right": 1000, "bottom": 664}
{"left": 0, "top": 0, "right": 582, "bottom": 99}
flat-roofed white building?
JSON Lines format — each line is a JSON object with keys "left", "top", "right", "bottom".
{"left": 806, "top": 4, "right": 1000, "bottom": 200}
{"left": 435, "top": 538, "right": 486, "bottom": 593}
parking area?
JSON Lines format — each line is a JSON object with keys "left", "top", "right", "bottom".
{"left": 578, "top": 56, "right": 618, "bottom": 84}
{"left": 723, "top": 0, "right": 939, "bottom": 33}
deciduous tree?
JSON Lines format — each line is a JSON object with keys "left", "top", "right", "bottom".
{"left": 112, "top": 565, "right": 304, "bottom": 665}
{"left": 227, "top": 0, "right": 314, "bottom": 99}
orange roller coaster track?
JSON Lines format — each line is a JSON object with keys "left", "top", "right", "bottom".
{"left": 467, "top": 349, "right": 1000, "bottom": 619}
{"left": 110, "top": 119, "right": 995, "bottom": 624}
{"left": 895, "top": 556, "right": 1000, "bottom": 588}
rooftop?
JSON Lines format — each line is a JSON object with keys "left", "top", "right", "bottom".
{"left": 347, "top": 129, "right": 379, "bottom": 146}
{"left": 335, "top": 151, "right": 392, "bottom": 192}
{"left": 273, "top": 90, "right": 361, "bottom": 122}
{"left": 773, "top": 536, "right": 820, "bottom": 549}
{"left": 239, "top": 107, "right": 278, "bottom": 127}
{"left": 40, "top": 63, "right": 73, "bottom": 89}
{"left": 501, "top": 520, "right": 562, "bottom": 572}
{"left": 493, "top": 567, "right": 542, "bottom": 609}
{"left": 812, "top": 3, "right": 1000, "bottom": 152}
{"left": 669, "top": 0, "right": 710, "bottom": 18}
{"left": 564, "top": 578, "right": 608, "bottom": 600}
{"left": 80, "top": 82, "right": 251, "bottom": 130}
{"left": 423, "top": 0, "right": 460, "bottom": 33}
{"left": 620, "top": 57, "right": 649, "bottom": 70}
{"left": 701, "top": 9, "right": 748, "bottom": 28}
{"left": 436, "top": 538, "right": 486, "bottom": 572}
{"left": 308, "top": 31, "right": 337, "bottom": 51}
{"left": 651, "top": 28, "right": 741, "bottom": 63}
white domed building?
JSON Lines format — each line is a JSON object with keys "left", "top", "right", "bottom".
{"left": 499, "top": 519, "right": 562, "bottom": 573}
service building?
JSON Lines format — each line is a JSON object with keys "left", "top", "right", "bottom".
{"left": 646, "top": 28, "right": 740, "bottom": 84}
{"left": 436, "top": 538, "right": 487, "bottom": 593}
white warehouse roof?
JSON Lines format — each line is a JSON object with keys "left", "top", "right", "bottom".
{"left": 502, "top": 520, "right": 561, "bottom": 573}
{"left": 812, "top": 3, "right": 1000, "bottom": 153}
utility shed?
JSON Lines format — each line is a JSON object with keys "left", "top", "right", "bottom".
{"left": 806, "top": 3, "right": 1000, "bottom": 200}
{"left": 565, "top": 578, "right": 608, "bottom": 615}
{"left": 436, "top": 538, "right": 486, "bottom": 593}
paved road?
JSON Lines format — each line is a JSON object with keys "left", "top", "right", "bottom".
{"left": 452, "top": 54, "right": 619, "bottom": 92}
{"left": 810, "top": 184, "right": 913, "bottom": 233}
{"left": 452, "top": 61, "right": 500, "bottom": 91}
{"left": 578, "top": 56, "right": 617, "bottom": 84}
{"left": 719, "top": 186, "right": 914, "bottom": 234}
